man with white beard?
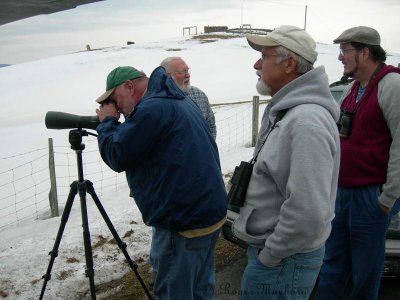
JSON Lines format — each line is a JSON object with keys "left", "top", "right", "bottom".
{"left": 160, "top": 57, "right": 216, "bottom": 139}
{"left": 232, "top": 25, "right": 341, "bottom": 299}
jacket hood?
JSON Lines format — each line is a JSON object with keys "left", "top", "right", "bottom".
{"left": 268, "top": 65, "right": 340, "bottom": 123}
{"left": 143, "top": 66, "right": 186, "bottom": 101}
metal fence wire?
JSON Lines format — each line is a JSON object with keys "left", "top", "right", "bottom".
{"left": 0, "top": 101, "right": 266, "bottom": 229}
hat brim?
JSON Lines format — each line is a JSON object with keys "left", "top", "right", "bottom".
{"left": 96, "top": 88, "right": 115, "bottom": 104}
{"left": 333, "top": 37, "right": 349, "bottom": 44}
{"left": 246, "top": 34, "right": 280, "bottom": 52}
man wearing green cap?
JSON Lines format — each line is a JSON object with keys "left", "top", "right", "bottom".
{"left": 316, "top": 26, "right": 400, "bottom": 300}
{"left": 95, "top": 65, "right": 227, "bottom": 299}
{"left": 96, "top": 66, "right": 148, "bottom": 117}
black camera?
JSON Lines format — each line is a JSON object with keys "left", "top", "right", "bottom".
{"left": 337, "top": 109, "right": 354, "bottom": 139}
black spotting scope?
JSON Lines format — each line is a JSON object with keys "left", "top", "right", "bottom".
{"left": 45, "top": 111, "right": 100, "bottom": 130}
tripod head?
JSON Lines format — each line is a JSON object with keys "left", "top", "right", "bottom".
{"left": 68, "top": 129, "right": 98, "bottom": 182}
{"left": 69, "top": 129, "right": 97, "bottom": 151}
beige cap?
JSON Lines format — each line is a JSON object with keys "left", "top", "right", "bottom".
{"left": 246, "top": 25, "right": 318, "bottom": 64}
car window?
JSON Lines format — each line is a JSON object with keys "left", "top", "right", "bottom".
{"left": 331, "top": 90, "right": 344, "bottom": 102}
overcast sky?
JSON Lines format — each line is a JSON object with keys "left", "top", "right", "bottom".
{"left": 1, "top": 0, "right": 400, "bottom": 64}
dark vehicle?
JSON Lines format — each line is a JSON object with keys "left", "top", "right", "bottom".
{"left": 222, "top": 80, "right": 400, "bottom": 277}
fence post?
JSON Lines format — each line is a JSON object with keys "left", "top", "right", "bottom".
{"left": 48, "top": 138, "right": 59, "bottom": 217}
{"left": 252, "top": 96, "right": 260, "bottom": 147}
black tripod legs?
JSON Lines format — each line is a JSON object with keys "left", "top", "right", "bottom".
{"left": 39, "top": 181, "right": 79, "bottom": 300}
{"left": 86, "top": 181, "right": 153, "bottom": 300}
{"left": 39, "top": 180, "right": 153, "bottom": 300}
{"left": 78, "top": 181, "right": 96, "bottom": 299}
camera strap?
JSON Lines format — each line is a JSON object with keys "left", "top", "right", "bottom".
{"left": 252, "top": 109, "right": 288, "bottom": 164}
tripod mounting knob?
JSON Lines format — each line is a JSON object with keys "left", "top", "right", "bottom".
{"left": 69, "top": 129, "right": 88, "bottom": 151}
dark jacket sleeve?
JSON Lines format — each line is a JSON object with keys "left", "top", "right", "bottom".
{"left": 96, "top": 103, "right": 165, "bottom": 172}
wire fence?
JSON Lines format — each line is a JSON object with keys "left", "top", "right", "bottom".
{"left": 0, "top": 101, "right": 267, "bottom": 229}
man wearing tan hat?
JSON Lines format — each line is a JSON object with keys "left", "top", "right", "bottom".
{"left": 316, "top": 26, "right": 400, "bottom": 300}
{"left": 95, "top": 66, "right": 227, "bottom": 299}
{"left": 232, "top": 25, "right": 340, "bottom": 299}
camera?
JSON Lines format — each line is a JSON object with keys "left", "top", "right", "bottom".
{"left": 45, "top": 111, "right": 100, "bottom": 130}
{"left": 337, "top": 109, "right": 354, "bottom": 139}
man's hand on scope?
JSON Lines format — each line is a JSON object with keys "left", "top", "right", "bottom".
{"left": 96, "top": 100, "right": 120, "bottom": 122}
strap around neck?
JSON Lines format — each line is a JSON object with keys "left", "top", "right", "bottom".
{"left": 252, "top": 109, "right": 288, "bottom": 164}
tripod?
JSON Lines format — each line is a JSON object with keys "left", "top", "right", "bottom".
{"left": 40, "top": 129, "right": 153, "bottom": 300}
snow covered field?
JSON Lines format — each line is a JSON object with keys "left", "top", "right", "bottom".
{"left": 1, "top": 34, "right": 399, "bottom": 299}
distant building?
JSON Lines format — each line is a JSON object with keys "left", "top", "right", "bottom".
{"left": 204, "top": 26, "right": 228, "bottom": 33}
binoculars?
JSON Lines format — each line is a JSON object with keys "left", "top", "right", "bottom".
{"left": 337, "top": 109, "right": 354, "bottom": 139}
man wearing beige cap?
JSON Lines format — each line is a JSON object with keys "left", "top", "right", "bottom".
{"left": 316, "top": 26, "right": 400, "bottom": 300}
{"left": 232, "top": 25, "right": 340, "bottom": 299}
{"left": 95, "top": 65, "right": 227, "bottom": 299}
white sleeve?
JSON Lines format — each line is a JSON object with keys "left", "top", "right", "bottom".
{"left": 378, "top": 73, "right": 400, "bottom": 208}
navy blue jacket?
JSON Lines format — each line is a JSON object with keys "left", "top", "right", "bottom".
{"left": 97, "top": 66, "right": 227, "bottom": 232}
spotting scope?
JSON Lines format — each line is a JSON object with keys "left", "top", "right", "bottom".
{"left": 45, "top": 111, "right": 100, "bottom": 130}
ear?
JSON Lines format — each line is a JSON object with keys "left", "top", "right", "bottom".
{"left": 360, "top": 47, "right": 370, "bottom": 61}
{"left": 125, "top": 80, "right": 135, "bottom": 92}
{"left": 284, "top": 56, "right": 297, "bottom": 74}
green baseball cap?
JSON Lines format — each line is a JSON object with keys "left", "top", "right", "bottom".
{"left": 96, "top": 66, "right": 143, "bottom": 103}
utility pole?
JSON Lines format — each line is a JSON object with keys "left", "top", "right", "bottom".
{"left": 304, "top": 5, "right": 308, "bottom": 30}
{"left": 241, "top": 1, "right": 243, "bottom": 30}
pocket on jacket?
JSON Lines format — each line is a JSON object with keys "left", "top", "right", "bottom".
{"left": 233, "top": 206, "right": 266, "bottom": 245}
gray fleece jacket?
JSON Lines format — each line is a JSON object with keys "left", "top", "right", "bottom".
{"left": 233, "top": 66, "right": 341, "bottom": 267}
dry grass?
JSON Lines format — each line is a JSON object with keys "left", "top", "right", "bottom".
{"left": 165, "top": 48, "right": 184, "bottom": 51}
{"left": 0, "top": 289, "right": 9, "bottom": 298}
{"left": 56, "top": 270, "right": 74, "bottom": 281}
{"left": 97, "top": 236, "right": 245, "bottom": 299}
{"left": 192, "top": 34, "right": 242, "bottom": 40}
{"left": 0, "top": 237, "right": 243, "bottom": 299}
{"left": 190, "top": 33, "right": 242, "bottom": 44}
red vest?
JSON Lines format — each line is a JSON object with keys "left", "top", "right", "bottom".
{"left": 339, "top": 65, "right": 400, "bottom": 187}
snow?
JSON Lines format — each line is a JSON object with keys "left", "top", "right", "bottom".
{"left": 0, "top": 34, "right": 399, "bottom": 299}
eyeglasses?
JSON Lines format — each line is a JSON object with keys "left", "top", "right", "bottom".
{"left": 173, "top": 68, "right": 191, "bottom": 75}
{"left": 260, "top": 53, "right": 289, "bottom": 62}
{"left": 339, "top": 48, "right": 357, "bottom": 56}
{"left": 261, "top": 53, "right": 279, "bottom": 61}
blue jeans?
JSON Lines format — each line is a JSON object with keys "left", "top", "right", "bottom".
{"left": 240, "top": 245, "right": 324, "bottom": 300}
{"left": 316, "top": 186, "right": 400, "bottom": 300}
{"left": 149, "top": 227, "right": 220, "bottom": 300}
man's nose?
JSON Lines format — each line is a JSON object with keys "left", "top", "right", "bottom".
{"left": 254, "top": 59, "right": 262, "bottom": 70}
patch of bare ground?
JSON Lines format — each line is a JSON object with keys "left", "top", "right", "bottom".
{"left": 191, "top": 34, "right": 242, "bottom": 44}
{"left": 97, "top": 236, "right": 245, "bottom": 299}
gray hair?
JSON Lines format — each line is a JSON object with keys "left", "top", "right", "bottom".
{"left": 275, "top": 46, "right": 314, "bottom": 75}
{"left": 160, "top": 56, "right": 183, "bottom": 73}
